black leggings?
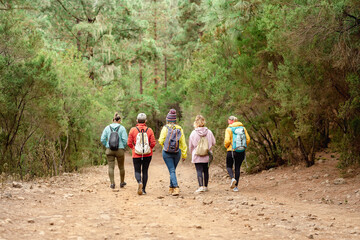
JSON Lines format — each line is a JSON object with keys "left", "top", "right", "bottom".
{"left": 195, "top": 163, "right": 209, "bottom": 187}
{"left": 133, "top": 156, "right": 152, "bottom": 191}
{"left": 226, "top": 151, "right": 245, "bottom": 186}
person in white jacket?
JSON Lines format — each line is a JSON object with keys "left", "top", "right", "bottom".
{"left": 188, "top": 115, "right": 216, "bottom": 193}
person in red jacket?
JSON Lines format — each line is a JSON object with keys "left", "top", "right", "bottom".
{"left": 127, "top": 113, "right": 156, "bottom": 195}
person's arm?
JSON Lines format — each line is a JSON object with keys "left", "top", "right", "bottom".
{"left": 148, "top": 128, "right": 156, "bottom": 149}
{"left": 208, "top": 130, "right": 216, "bottom": 151}
{"left": 244, "top": 127, "right": 250, "bottom": 146}
{"left": 224, "top": 127, "right": 232, "bottom": 149}
{"left": 100, "top": 126, "right": 108, "bottom": 147}
{"left": 127, "top": 128, "right": 134, "bottom": 149}
{"left": 120, "top": 126, "right": 128, "bottom": 148}
{"left": 179, "top": 127, "right": 187, "bottom": 159}
{"left": 158, "top": 126, "right": 167, "bottom": 147}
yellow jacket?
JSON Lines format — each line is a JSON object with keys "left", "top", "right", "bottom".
{"left": 158, "top": 124, "right": 188, "bottom": 159}
{"left": 224, "top": 122, "right": 251, "bottom": 151}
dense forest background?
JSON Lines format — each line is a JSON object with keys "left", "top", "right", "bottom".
{"left": 0, "top": 0, "right": 359, "bottom": 179}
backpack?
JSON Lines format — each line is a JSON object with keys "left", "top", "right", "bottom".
{"left": 134, "top": 127, "right": 151, "bottom": 156}
{"left": 163, "top": 125, "right": 182, "bottom": 153}
{"left": 195, "top": 136, "right": 209, "bottom": 156}
{"left": 109, "top": 125, "right": 120, "bottom": 151}
{"left": 230, "top": 126, "right": 247, "bottom": 152}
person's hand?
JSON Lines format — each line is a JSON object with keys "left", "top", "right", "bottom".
{"left": 182, "top": 158, "right": 186, "bottom": 162}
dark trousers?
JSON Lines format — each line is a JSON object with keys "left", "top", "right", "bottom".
{"left": 226, "top": 151, "right": 245, "bottom": 186}
{"left": 133, "top": 156, "right": 152, "bottom": 191}
{"left": 195, "top": 163, "right": 209, "bottom": 187}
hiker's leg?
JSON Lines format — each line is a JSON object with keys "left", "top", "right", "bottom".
{"left": 116, "top": 149, "right": 125, "bottom": 183}
{"left": 106, "top": 149, "right": 116, "bottom": 185}
{"left": 234, "top": 151, "right": 245, "bottom": 186}
{"left": 163, "top": 151, "right": 177, "bottom": 187}
{"left": 203, "top": 163, "right": 209, "bottom": 187}
{"left": 195, "top": 163, "right": 204, "bottom": 187}
{"left": 173, "top": 150, "right": 181, "bottom": 169}
{"left": 141, "top": 156, "right": 152, "bottom": 190}
{"left": 133, "top": 158, "right": 142, "bottom": 184}
{"left": 226, "top": 151, "right": 234, "bottom": 179}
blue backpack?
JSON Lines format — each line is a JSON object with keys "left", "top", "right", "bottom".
{"left": 163, "top": 125, "right": 182, "bottom": 153}
{"left": 230, "top": 126, "right": 247, "bottom": 152}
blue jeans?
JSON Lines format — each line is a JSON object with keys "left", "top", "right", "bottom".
{"left": 162, "top": 150, "right": 181, "bottom": 187}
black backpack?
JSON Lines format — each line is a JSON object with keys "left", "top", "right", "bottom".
{"left": 109, "top": 125, "right": 120, "bottom": 150}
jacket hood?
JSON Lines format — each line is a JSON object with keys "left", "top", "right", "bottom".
{"left": 195, "top": 127, "right": 208, "bottom": 137}
{"left": 228, "top": 122, "right": 244, "bottom": 127}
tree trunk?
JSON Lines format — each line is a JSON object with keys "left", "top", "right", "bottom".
{"left": 153, "top": 0, "right": 159, "bottom": 88}
{"left": 164, "top": 55, "right": 167, "bottom": 88}
{"left": 139, "top": 58, "right": 143, "bottom": 94}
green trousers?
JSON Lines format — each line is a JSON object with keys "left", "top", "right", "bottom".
{"left": 106, "top": 148, "right": 125, "bottom": 185}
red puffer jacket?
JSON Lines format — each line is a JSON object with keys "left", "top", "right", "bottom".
{"left": 127, "top": 123, "right": 156, "bottom": 158}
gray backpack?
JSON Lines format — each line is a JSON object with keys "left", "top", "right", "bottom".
{"left": 163, "top": 125, "right": 181, "bottom": 153}
{"left": 109, "top": 125, "right": 120, "bottom": 150}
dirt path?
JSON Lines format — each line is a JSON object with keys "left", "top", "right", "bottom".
{"left": 1, "top": 151, "right": 360, "bottom": 240}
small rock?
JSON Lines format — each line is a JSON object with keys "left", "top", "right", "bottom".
{"left": 269, "top": 177, "right": 275, "bottom": 180}
{"left": 312, "top": 174, "right": 319, "bottom": 179}
{"left": 227, "top": 198, "right": 233, "bottom": 201}
{"left": 12, "top": 181, "right": 23, "bottom": 188}
{"left": 203, "top": 199, "right": 213, "bottom": 205}
{"left": 333, "top": 178, "right": 346, "bottom": 185}
{"left": 28, "top": 219, "right": 35, "bottom": 223}
{"left": 308, "top": 234, "right": 314, "bottom": 239}
{"left": 17, "top": 197, "right": 25, "bottom": 200}
{"left": 323, "top": 174, "right": 329, "bottom": 178}
{"left": 5, "top": 219, "right": 12, "bottom": 224}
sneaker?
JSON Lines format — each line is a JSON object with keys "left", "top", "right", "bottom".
{"left": 230, "top": 178, "right": 237, "bottom": 189}
{"left": 142, "top": 190, "right": 147, "bottom": 195}
{"left": 195, "top": 187, "right": 204, "bottom": 193}
{"left": 137, "top": 182, "right": 143, "bottom": 195}
{"left": 120, "top": 182, "right": 127, "bottom": 188}
{"left": 203, "top": 187, "right": 208, "bottom": 192}
{"left": 110, "top": 184, "right": 115, "bottom": 189}
{"left": 168, "top": 187, "right": 174, "bottom": 195}
{"left": 172, "top": 187, "right": 180, "bottom": 196}
{"left": 233, "top": 187, "right": 239, "bottom": 192}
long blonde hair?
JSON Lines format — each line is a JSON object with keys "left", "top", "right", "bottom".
{"left": 193, "top": 115, "right": 206, "bottom": 128}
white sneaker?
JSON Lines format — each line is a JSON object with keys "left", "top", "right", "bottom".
{"left": 202, "top": 187, "right": 208, "bottom": 192}
{"left": 195, "top": 187, "right": 204, "bottom": 193}
{"left": 233, "top": 187, "right": 239, "bottom": 192}
{"left": 230, "top": 178, "right": 237, "bottom": 189}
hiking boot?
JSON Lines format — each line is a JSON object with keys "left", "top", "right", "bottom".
{"left": 137, "top": 182, "right": 143, "bottom": 195}
{"left": 172, "top": 187, "right": 180, "bottom": 196}
{"left": 230, "top": 178, "right": 237, "bottom": 189}
{"left": 168, "top": 187, "right": 174, "bottom": 195}
{"left": 120, "top": 182, "right": 127, "bottom": 188}
{"left": 195, "top": 187, "right": 204, "bottom": 193}
{"left": 110, "top": 184, "right": 115, "bottom": 189}
{"left": 233, "top": 187, "right": 239, "bottom": 192}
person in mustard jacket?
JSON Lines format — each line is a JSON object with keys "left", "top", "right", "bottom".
{"left": 158, "top": 109, "right": 187, "bottom": 196}
{"left": 224, "top": 116, "right": 250, "bottom": 192}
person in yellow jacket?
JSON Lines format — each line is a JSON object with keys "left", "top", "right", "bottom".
{"left": 158, "top": 109, "right": 188, "bottom": 196}
{"left": 224, "top": 116, "right": 250, "bottom": 192}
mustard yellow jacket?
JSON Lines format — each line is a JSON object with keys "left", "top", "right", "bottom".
{"left": 158, "top": 124, "right": 188, "bottom": 159}
{"left": 224, "top": 122, "right": 251, "bottom": 151}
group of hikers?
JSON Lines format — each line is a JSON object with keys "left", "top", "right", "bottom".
{"left": 100, "top": 109, "right": 250, "bottom": 196}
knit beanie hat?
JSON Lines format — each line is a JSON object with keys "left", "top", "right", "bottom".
{"left": 166, "top": 109, "right": 177, "bottom": 122}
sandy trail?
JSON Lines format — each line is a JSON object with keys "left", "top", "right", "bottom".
{"left": 1, "top": 151, "right": 359, "bottom": 240}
